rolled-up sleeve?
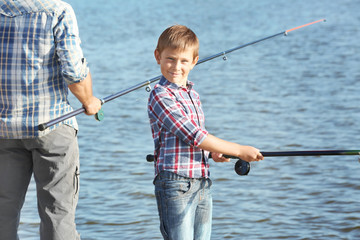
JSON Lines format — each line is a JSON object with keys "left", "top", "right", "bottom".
{"left": 149, "top": 87, "right": 208, "bottom": 147}
{"left": 53, "top": 3, "right": 89, "bottom": 85}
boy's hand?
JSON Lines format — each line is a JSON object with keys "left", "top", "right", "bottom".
{"left": 211, "top": 153, "right": 231, "bottom": 162}
{"left": 239, "top": 146, "right": 264, "bottom": 162}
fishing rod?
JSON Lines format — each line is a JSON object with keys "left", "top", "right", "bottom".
{"left": 38, "top": 19, "right": 326, "bottom": 131}
{"left": 234, "top": 150, "right": 360, "bottom": 175}
{"left": 146, "top": 150, "right": 360, "bottom": 176}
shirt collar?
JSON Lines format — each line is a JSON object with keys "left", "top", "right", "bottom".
{"left": 159, "top": 76, "right": 194, "bottom": 91}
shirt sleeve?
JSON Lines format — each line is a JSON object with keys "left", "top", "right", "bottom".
{"left": 148, "top": 87, "right": 208, "bottom": 147}
{"left": 53, "top": 3, "right": 89, "bottom": 85}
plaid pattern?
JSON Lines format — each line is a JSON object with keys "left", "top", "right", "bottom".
{"left": 0, "top": 0, "right": 89, "bottom": 138}
{"left": 148, "top": 76, "right": 209, "bottom": 178}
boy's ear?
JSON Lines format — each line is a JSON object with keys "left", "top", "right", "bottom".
{"left": 154, "top": 49, "right": 161, "bottom": 64}
{"left": 191, "top": 56, "right": 199, "bottom": 69}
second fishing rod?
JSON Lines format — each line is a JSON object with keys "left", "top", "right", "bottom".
{"left": 38, "top": 19, "right": 326, "bottom": 131}
{"left": 146, "top": 150, "right": 360, "bottom": 176}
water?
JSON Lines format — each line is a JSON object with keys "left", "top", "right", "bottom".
{"left": 18, "top": 0, "right": 360, "bottom": 239}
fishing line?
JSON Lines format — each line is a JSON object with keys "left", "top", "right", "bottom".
{"left": 38, "top": 19, "right": 326, "bottom": 131}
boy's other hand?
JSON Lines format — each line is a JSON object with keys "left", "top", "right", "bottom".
{"left": 211, "top": 153, "right": 231, "bottom": 162}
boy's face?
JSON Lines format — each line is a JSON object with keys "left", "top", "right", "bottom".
{"left": 154, "top": 47, "right": 199, "bottom": 87}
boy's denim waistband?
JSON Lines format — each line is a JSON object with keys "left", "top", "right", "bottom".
{"left": 156, "top": 171, "right": 208, "bottom": 181}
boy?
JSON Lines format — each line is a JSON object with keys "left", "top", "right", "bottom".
{"left": 148, "top": 25, "right": 264, "bottom": 240}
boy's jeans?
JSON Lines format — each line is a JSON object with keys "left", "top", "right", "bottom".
{"left": 154, "top": 171, "right": 212, "bottom": 240}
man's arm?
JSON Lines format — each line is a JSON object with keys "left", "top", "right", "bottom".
{"left": 68, "top": 72, "right": 102, "bottom": 115}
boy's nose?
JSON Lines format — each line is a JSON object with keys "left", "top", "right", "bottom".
{"left": 174, "top": 60, "right": 181, "bottom": 70}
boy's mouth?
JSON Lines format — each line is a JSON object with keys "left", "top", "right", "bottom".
{"left": 169, "top": 72, "right": 181, "bottom": 77}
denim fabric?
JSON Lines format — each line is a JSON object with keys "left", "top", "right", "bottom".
{"left": 154, "top": 171, "right": 212, "bottom": 240}
{"left": 0, "top": 125, "right": 80, "bottom": 240}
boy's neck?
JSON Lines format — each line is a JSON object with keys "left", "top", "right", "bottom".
{"left": 167, "top": 77, "right": 188, "bottom": 88}
{"left": 178, "top": 79, "right": 188, "bottom": 88}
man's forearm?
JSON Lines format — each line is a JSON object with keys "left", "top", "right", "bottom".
{"left": 68, "top": 72, "right": 94, "bottom": 106}
{"left": 68, "top": 72, "right": 101, "bottom": 115}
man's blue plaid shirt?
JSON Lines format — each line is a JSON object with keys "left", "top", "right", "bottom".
{"left": 0, "top": 0, "right": 89, "bottom": 138}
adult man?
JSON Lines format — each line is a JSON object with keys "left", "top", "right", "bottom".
{"left": 0, "top": 0, "right": 101, "bottom": 239}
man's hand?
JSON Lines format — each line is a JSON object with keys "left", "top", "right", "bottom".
{"left": 83, "top": 96, "right": 102, "bottom": 115}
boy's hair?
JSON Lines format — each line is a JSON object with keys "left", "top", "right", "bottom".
{"left": 156, "top": 25, "right": 199, "bottom": 59}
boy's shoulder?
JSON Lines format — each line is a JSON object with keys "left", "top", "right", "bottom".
{"left": 151, "top": 78, "right": 176, "bottom": 95}
{"left": 152, "top": 82, "right": 169, "bottom": 94}
{"left": 149, "top": 82, "right": 168, "bottom": 99}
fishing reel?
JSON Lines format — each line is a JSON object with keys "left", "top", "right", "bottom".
{"left": 220, "top": 154, "right": 250, "bottom": 175}
{"left": 234, "top": 159, "right": 251, "bottom": 175}
{"left": 94, "top": 99, "right": 105, "bottom": 121}
{"left": 95, "top": 109, "right": 104, "bottom": 121}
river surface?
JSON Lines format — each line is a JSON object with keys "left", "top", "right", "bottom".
{"left": 19, "top": 0, "right": 360, "bottom": 239}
